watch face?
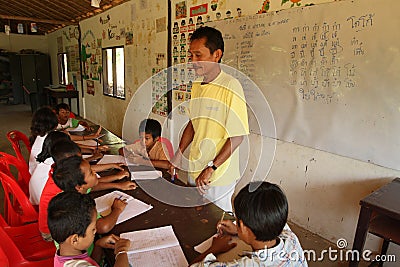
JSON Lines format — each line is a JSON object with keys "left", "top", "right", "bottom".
{"left": 207, "top": 161, "right": 213, "bottom": 167}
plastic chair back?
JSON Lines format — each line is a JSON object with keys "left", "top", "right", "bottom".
{"left": 0, "top": 171, "right": 38, "bottom": 226}
{"left": 0, "top": 215, "right": 54, "bottom": 267}
{"left": 6, "top": 130, "right": 32, "bottom": 165}
{"left": 0, "top": 245, "right": 9, "bottom": 267}
{"left": 159, "top": 137, "right": 174, "bottom": 159}
{"left": 0, "top": 152, "right": 31, "bottom": 197}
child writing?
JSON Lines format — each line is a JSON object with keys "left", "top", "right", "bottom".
{"left": 191, "top": 181, "right": 308, "bottom": 266}
{"left": 48, "top": 191, "right": 130, "bottom": 267}
{"left": 39, "top": 141, "right": 136, "bottom": 240}
{"left": 119, "top": 119, "right": 170, "bottom": 169}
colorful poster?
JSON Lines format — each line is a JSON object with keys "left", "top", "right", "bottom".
{"left": 190, "top": 4, "right": 208, "bottom": 17}
{"left": 86, "top": 80, "right": 95, "bottom": 95}
{"left": 30, "top": 23, "right": 37, "bottom": 33}
{"left": 175, "top": 1, "right": 187, "bottom": 19}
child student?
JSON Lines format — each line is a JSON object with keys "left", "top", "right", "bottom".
{"left": 119, "top": 119, "right": 170, "bottom": 169}
{"left": 48, "top": 191, "right": 130, "bottom": 267}
{"left": 29, "top": 131, "right": 71, "bottom": 205}
{"left": 55, "top": 103, "right": 90, "bottom": 130}
{"left": 39, "top": 141, "right": 136, "bottom": 240}
{"left": 29, "top": 106, "right": 102, "bottom": 174}
{"left": 29, "top": 106, "right": 59, "bottom": 174}
{"left": 191, "top": 182, "right": 308, "bottom": 266}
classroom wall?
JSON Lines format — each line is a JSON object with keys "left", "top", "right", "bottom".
{"left": 47, "top": 26, "right": 81, "bottom": 115}
{"left": 78, "top": 0, "right": 168, "bottom": 136}
{"left": 171, "top": 0, "right": 400, "bottom": 264}
{"left": 0, "top": 33, "right": 48, "bottom": 54}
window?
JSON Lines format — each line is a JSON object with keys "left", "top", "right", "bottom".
{"left": 102, "top": 46, "right": 125, "bottom": 99}
{"left": 57, "top": 53, "right": 68, "bottom": 85}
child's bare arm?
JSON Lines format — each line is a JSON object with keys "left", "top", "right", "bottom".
{"left": 92, "top": 180, "right": 137, "bottom": 192}
{"left": 96, "top": 199, "right": 127, "bottom": 234}
{"left": 97, "top": 170, "right": 129, "bottom": 183}
{"left": 91, "top": 234, "right": 120, "bottom": 264}
{"left": 114, "top": 238, "right": 131, "bottom": 267}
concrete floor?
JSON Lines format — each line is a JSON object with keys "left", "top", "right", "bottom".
{"left": 0, "top": 103, "right": 376, "bottom": 267}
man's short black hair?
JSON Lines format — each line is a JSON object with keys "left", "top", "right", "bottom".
{"left": 36, "top": 131, "right": 71, "bottom": 163}
{"left": 48, "top": 191, "right": 96, "bottom": 243}
{"left": 53, "top": 155, "right": 86, "bottom": 191}
{"left": 55, "top": 103, "right": 71, "bottom": 114}
{"left": 30, "top": 107, "right": 58, "bottom": 144}
{"left": 234, "top": 182, "right": 288, "bottom": 241}
{"left": 50, "top": 140, "right": 81, "bottom": 163}
{"left": 190, "top": 26, "right": 224, "bottom": 62}
{"left": 139, "top": 119, "right": 162, "bottom": 139}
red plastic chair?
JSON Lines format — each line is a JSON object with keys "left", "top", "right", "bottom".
{"left": 0, "top": 215, "right": 54, "bottom": 267}
{"left": 0, "top": 152, "right": 31, "bottom": 197}
{"left": 6, "top": 130, "right": 32, "bottom": 165}
{"left": 133, "top": 137, "right": 174, "bottom": 159}
{"left": 0, "top": 171, "right": 38, "bottom": 226}
{"left": 0, "top": 245, "right": 9, "bottom": 267}
{"left": 159, "top": 137, "right": 174, "bottom": 159}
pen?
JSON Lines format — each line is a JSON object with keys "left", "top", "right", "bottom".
{"left": 171, "top": 168, "right": 176, "bottom": 183}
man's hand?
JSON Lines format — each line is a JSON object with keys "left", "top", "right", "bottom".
{"left": 195, "top": 167, "right": 214, "bottom": 194}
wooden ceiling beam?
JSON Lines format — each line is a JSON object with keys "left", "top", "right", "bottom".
{"left": 0, "top": 15, "right": 75, "bottom": 25}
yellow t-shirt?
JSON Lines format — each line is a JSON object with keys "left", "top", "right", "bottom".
{"left": 188, "top": 71, "right": 249, "bottom": 186}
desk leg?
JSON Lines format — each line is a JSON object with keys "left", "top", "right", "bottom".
{"left": 349, "top": 206, "right": 372, "bottom": 267}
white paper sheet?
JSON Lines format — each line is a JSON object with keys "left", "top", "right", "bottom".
{"left": 66, "top": 124, "right": 86, "bottom": 132}
{"left": 131, "top": 170, "right": 162, "bottom": 180}
{"left": 194, "top": 234, "right": 252, "bottom": 262}
{"left": 94, "top": 191, "right": 152, "bottom": 224}
{"left": 97, "top": 155, "right": 126, "bottom": 165}
{"left": 121, "top": 225, "right": 188, "bottom": 267}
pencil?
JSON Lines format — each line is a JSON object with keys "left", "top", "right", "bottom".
{"left": 219, "top": 211, "right": 226, "bottom": 223}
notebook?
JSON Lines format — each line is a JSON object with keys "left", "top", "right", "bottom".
{"left": 97, "top": 154, "right": 126, "bottom": 165}
{"left": 120, "top": 225, "right": 188, "bottom": 267}
{"left": 94, "top": 191, "right": 152, "bottom": 224}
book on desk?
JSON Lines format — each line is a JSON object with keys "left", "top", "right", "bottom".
{"left": 120, "top": 225, "right": 188, "bottom": 267}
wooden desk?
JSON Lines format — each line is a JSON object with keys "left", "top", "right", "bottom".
{"left": 91, "top": 167, "right": 224, "bottom": 265}
{"left": 350, "top": 178, "right": 400, "bottom": 266}
{"left": 46, "top": 87, "right": 79, "bottom": 116}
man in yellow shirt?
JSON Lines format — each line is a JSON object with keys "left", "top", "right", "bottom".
{"left": 171, "top": 26, "right": 249, "bottom": 211}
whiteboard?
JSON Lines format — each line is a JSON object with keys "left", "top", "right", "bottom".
{"left": 207, "top": 0, "right": 400, "bottom": 170}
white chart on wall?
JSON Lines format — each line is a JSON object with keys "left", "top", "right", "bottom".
{"left": 208, "top": 0, "right": 400, "bottom": 170}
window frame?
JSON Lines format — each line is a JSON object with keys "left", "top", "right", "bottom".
{"left": 57, "top": 52, "right": 68, "bottom": 85}
{"left": 102, "top": 46, "right": 125, "bottom": 99}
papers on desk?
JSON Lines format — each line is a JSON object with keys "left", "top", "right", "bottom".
{"left": 94, "top": 191, "right": 152, "bottom": 225}
{"left": 130, "top": 170, "right": 162, "bottom": 180}
{"left": 97, "top": 155, "right": 126, "bottom": 165}
{"left": 75, "top": 139, "right": 98, "bottom": 147}
{"left": 120, "top": 225, "right": 188, "bottom": 267}
{"left": 65, "top": 124, "right": 85, "bottom": 132}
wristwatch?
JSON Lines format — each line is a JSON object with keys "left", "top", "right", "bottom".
{"left": 207, "top": 160, "right": 218, "bottom": 171}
